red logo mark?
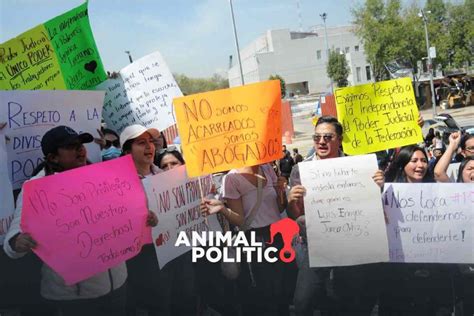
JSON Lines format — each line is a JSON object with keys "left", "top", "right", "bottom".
{"left": 267, "top": 218, "right": 299, "bottom": 262}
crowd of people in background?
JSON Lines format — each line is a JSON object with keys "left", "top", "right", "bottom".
{"left": 0, "top": 113, "right": 473, "bottom": 316}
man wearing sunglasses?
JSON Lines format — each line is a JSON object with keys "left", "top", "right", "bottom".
{"left": 287, "top": 116, "right": 384, "bottom": 316}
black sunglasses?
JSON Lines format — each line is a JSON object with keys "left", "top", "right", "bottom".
{"left": 312, "top": 133, "right": 336, "bottom": 142}
{"left": 105, "top": 139, "right": 120, "bottom": 148}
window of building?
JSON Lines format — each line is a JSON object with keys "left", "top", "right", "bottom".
{"left": 366, "top": 66, "right": 371, "bottom": 81}
{"left": 335, "top": 47, "right": 340, "bottom": 54}
{"left": 356, "top": 67, "right": 361, "bottom": 82}
{"left": 355, "top": 45, "right": 359, "bottom": 52}
{"left": 317, "top": 50, "right": 321, "bottom": 60}
{"left": 345, "top": 47, "right": 350, "bottom": 53}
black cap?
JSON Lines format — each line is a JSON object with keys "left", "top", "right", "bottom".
{"left": 41, "top": 126, "right": 94, "bottom": 156}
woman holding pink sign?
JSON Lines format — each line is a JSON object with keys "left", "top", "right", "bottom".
{"left": 121, "top": 125, "right": 196, "bottom": 316}
{"left": 3, "top": 126, "right": 129, "bottom": 316}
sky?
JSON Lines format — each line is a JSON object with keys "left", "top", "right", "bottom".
{"left": 2, "top": 0, "right": 370, "bottom": 78}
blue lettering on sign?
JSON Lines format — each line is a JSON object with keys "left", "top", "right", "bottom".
{"left": 8, "top": 101, "right": 61, "bottom": 128}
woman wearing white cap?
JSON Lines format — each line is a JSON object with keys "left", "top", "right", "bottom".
{"left": 119, "top": 124, "right": 166, "bottom": 315}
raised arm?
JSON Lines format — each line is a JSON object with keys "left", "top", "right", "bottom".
{"left": 434, "top": 132, "right": 461, "bottom": 182}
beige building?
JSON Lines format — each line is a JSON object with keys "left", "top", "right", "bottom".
{"left": 228, "top": 25, "right": 374, "bottom": 95}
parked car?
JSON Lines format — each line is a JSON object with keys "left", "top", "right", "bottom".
{"left": 423, "top": 113, "right": 465, "bottom": 146}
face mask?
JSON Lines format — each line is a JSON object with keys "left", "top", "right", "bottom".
{"left": 102, "top": 146, "right": 121, "bottom": 161}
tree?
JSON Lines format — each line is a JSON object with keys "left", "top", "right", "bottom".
{"left": 445, "top": 1, "right": 472, "bottom": 68}
{"left": 424, "top": 0, "right": 450, "bottom": 68}
{"left": 174, "top": 73, "right": 229, "bottom": 95}
{"left": 397, "top": 4, "right": 425, "bottom": 79}
{"left": 268, "top": 74, "right": 286, "bottom": 97}
{"left": 352, "top": 0, "right": 404, "bottom": 81}
{"left": 327, "top": 50, "right": 350, "bottom": 87}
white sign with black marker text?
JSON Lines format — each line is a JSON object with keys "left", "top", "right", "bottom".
{"left": 384, "top": 183, "right": 473, "bottom": 264}
{"left": 299, "top": 154, "right": 389, "bottom": 267}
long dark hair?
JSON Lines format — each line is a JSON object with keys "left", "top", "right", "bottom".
{"left": 457, "top": 156, "right": 474, "bottom": 183}
{"left": 385, "top": 145, "right": 434, "bottom": 183}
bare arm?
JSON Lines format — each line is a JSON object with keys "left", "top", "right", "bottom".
{"left": 200, "top": 198, "right": 244, "bottom": 227}
{"left": 434, "top": 132, "right": 461, "bottom": 182}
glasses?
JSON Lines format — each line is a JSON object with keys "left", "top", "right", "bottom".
{"left": 158, "top": 146, "right": 179, "bottom": 155}
{"left": 312, "top": 133, "right": 336, "bottom": 142}
{"left": 105, "top": 139, "right": 120, "bottom": 148}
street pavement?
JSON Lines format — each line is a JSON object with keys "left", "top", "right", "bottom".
{"left": 288, "top": 104, "right": 474, "bottom": 157}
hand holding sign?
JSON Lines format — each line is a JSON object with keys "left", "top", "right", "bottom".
{"left": 21, "top": 156, "right": 149, "bottom": 285}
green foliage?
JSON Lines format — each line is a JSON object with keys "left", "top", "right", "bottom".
{"left": 268, "top": 74, "right": 286, "bottom": 97}
{"left": 445, "top": 2, "right": 472, "bottom": 68}
{"left": 327, "top": 50, "right": 350, "bottom": 87}
{"left": 352, "top": 0, "right": 405, "bottom": 81}
{"left": 352, "top": 0, "right": 473, "bottom": 81}
{"left": 174, "top": 73, "right": 229, "bottom": 95}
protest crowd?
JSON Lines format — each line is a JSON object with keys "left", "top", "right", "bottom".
{"left": 1, "top": 3, "right": 473, "bottom": 316}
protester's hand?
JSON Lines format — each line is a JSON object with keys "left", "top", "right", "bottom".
{"left": 12, "top": 233, "right": 37, "bottom": 253}
{"left": 94, "top": 129, "right": 106, "bottom": 149}
{"left": 448, "top": 131, "right": 461, "bottom": 149}
{"left": 372, "top": 170, "right": 385, "bottom": 188}
{"left": 288, "top": 185, "right": 306, "bottom": 204}
{"left": 417, "top": 114, "right": 424, "bottom": 128}
{"left": 200, "top": 198, "right": 225, "bottom": 216}
{"left": 146, "top": 211, "right": 158, "bottom": 227}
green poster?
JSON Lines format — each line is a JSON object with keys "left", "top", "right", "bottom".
{"left": 0, "top": 2, "right": 106, "bottom": 90}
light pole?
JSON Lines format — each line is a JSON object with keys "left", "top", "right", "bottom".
{"left": 419, "top": 9, "right": 436, "bottom": 116}
{"left": 229, "top": 0, "right": 245, "bottom": 86}
{"left": 320, "top": 13, "right": 333, "bottom": 93}
{"left": 125, "top": 51, "right": 133, "bottom": 64}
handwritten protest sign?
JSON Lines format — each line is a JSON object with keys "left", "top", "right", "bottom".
{"left": 20, "top": 156, "right": 149, "bottom": 285}
{"left": 0, "top": 2, "right": 106, "bottom": 90}
{"left": 299, "top": 154, "right": 389, "bottom": 267}
{"left": 384, "top": 183, "right": 473, "bottom": 263}
{"left": 174, "top": 80, "right": 282, "bottom": 177}
{"left": 335, "top": 77, "right": 423, "bottom": 155}
{"left": 0, "top": 90, "right": 104, "bottom": 190}
{"left": 143, "top": 165, "right": 222, "bottom": 268}
{"left": 95, "top": 51, "right": 182, "bottom": 134}
{"left": 0, "top": 135, "right": 14, "bottom": 245}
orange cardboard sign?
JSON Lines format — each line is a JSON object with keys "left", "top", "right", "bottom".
{"left": 173, "top": 80, "right": 282, "bottom": 177}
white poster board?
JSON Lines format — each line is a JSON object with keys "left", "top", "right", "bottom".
{"left": 384, "top": 183, "right": 473, "bottom": 263}
{"left": 96, "top": 51, "right": 182, "bottom": 134}
{"left": 447, "top": 162, "right": 460, "bottom": 182}
{"left": 143, "top": 165, "right": 221, "bottom": 268}
{"left": 0, "top": 91, "right": 104, "bottom": 190}
{"left": 0, "top": 133, "right": 14, "bottom": 245}
{"left": 299, "top": 154, "right": 389, "bottom": 267}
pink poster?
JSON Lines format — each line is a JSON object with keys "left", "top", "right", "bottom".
{"left": 20, "top": 155, "right": 148, "bottom": 285}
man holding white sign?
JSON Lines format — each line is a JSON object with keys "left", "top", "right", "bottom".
{"left": 288, "top": 116, "right": 385, "bottom": 316}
